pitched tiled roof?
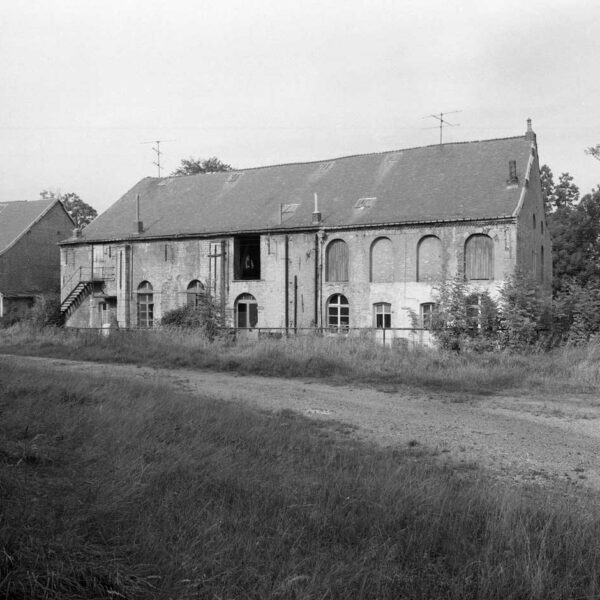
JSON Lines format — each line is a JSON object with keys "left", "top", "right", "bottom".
{"left": 73, "top": 135, "right": 534, "bottom": 243}
{"left": 0, "top": 199, "right": 58, "bottom": 254}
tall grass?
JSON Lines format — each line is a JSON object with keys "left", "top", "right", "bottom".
{"left": 1, "top": 324, "right": 600, "bottom": 395}
{"left": 1, "top": 361, "right": 600, "bottom": 599}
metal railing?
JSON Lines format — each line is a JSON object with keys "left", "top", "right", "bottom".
{"left": 61, "top": 267, "right": 115, "bottom": 302}
{"left": 62, "top": 325, "right": 434, "bottom": 348}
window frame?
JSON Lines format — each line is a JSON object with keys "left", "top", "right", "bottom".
{"left": 373, "top": 302, "right": 391, "bottom": 329}
{"left": 235, "top": 293, "right": 258, "bottom": 328}
{"left": 420, "top": 302, "right": 435, "bottom": 330}
{"left": 186, "top": 280, "right": 205, "bottom": 307}
{"left": 327, "top": 293, "right": 350, "bottom": 332}
{"left": 137, "top": 281, "right": 154, "bottom": 328}
{"left": 464, "top": 234, "right": 494, "bottom": 281}
{"left": 325, "top": 239, "right": 349, "bottom": 282}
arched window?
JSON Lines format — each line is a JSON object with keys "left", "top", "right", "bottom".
{"left": 137, "top": 281, "right": 154, "bottom": 328}
{"left": 540, "top": 245, "right": 544, "bottom": 283}
{"left": 326, "top": 239, "right": 349, "bottom": 282}
{"left": 533, "top": 214, "right": 536, "bottom": 230}
{"left": 187, "top": 280, "right": 205, "bottom": 307}
{"left": 370, "top": 237, "right": 393, "bottom": 282}
{"left": 465, "top": 234, "right": 494, "bottom": 281}
{"left": 373, "top": 302, "right": 391, "bottom": 329}
{"left": 417, "top": 235, "right": 442, "bottom": 282}
{"left": 235, "top": 293, "right": 258, "bottom": 328}
{"left": 327, "top": 294, "right": 349, "bottom": 331}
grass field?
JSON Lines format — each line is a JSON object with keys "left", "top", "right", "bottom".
{"left": 1, "top": 324, "right": 600, "bottom": 395}
{"left": 1, "top": 358, "right": 600, "bottom": 599}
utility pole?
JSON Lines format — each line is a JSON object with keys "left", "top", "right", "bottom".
{"left": 141, "top": 139, "right": 175, "bottom": 177}
{"left": 423, "top": 111, "right": 461, "bottom": 145}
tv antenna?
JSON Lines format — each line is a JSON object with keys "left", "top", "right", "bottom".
{"left": 423, "top": 111, "right": 461, "bottom": 145}
{"left": 141, "top": 139, "right": 175, "bottom": 177}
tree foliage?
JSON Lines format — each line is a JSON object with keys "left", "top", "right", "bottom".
{"left": 498, "top": 270, "right": 551, "bottom": 350}
{"left": 547, "top": 186, "right": 600, "bottom": 291}
{"left": 426, "top": 276, "right": 499, "bottom": 352}
{"left": 171, "top": 156, "right": 232, "bottom": 176}
{"left": 40, "top": 190, "right": 97, "bottom": 228}
{"left": 585, "top": 144, "right": 600, "bottom": 162}
{"left": 540, "top": 165, "right": 579, "bottom": 212}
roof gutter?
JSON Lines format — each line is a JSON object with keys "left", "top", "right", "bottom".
{"left": 60, "top": 215, "right": 517, "bottom": 246}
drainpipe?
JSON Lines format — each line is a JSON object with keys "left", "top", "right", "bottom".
{"left": 314, "top": 233, "right": 319, "bottom": 328}
{"left": 318, "top": 230, "right": 325, "bottom": 329}
{"left": 220, "top": 239, "right": 227, "bottom": 325}
{"left": 294, "top": 275, "right": 298, "bottom": 333}
{"left": 284, "top": 235, "right": 289, "bottom": 333}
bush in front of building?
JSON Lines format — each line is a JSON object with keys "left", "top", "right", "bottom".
{"left": 26, "top": 294, "right": 64, "bottom": 328}
{"left": 161, "top": 294, "right": 221, "bottom": 340}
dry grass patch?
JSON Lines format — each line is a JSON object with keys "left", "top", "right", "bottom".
{"left": 1, "top": 361, "right": 600, "bottom": 599}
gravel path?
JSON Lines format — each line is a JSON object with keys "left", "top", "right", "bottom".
{"left": 3, "top": 354, "right": 600, "bottom": 491}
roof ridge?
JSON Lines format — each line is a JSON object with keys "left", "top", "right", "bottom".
{"left": 155, "top": 134, "right": 527, "bottom": 179}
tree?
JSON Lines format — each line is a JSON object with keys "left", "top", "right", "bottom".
{"left": 585, "top": 144, "right": 600, "bottom": 162}
{"left": 547, "top": 186, "right": 600, "bottom": 291}
{"left": 39, "top": 190, "right": 97, "bottom": 228}
{"left": 540, "top": 164, "right": 556, "bottom": 212}
{"left": 540, "top": 165, "right": 579, "bottom": 212}
{"left": 171, "top": 156, "right": 232, "bottom": 176}
{"left": 554, "top": 172, "right": 579, "bottom": 209}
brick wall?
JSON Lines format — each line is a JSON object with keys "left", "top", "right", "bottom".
{"left": 64, "top": 220, "right": 519, "bottom": 330}
{"left": 0, "top": 203, "right": 74, "bottom": 297}
{"left": 515, "top": 149, "right": 553, "bottom": 292}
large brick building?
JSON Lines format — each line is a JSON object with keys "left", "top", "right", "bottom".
{"left": 0, "top": 199, "right": 75, "bottom": 320}
{"left": 60, "top": 121, "right": 551, "bottom": 338}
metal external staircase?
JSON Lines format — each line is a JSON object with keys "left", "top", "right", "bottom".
{"left": 61, "top": 267, "right": 115, "bottom": 318}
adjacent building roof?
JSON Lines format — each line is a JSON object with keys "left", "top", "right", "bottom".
{"left": 69, "top": 133, "right": 536, "bottom": 244}
{"left": 0, "top": 199, "right": 58, "bottom": 254}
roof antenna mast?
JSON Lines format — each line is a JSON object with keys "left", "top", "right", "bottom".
{"left": 423, "top": 111, "right": 461, "bottom": 145}
{"left": 141, "top": 139, "right": 175, "bottom": 177}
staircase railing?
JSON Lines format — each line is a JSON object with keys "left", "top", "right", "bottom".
{"left": 61, "top": 266, "right": 115, "bottom": 302}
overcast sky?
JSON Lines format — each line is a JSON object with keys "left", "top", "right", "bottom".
{"left": 1, "top": 0, "right": 599, "bottom": 213}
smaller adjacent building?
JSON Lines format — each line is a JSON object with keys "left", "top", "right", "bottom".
{"left": 0, "top": 199, "right": 75, "bottom": 320}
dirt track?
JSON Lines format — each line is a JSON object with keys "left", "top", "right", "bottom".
{"left": 3, "top": 353, "right": 600, "bottom": 492}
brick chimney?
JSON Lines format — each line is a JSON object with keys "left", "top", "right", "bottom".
{"left": 525, "top": 118, "right": 536, "bottom": 142}
{"left": 134, "top": 193, "right": 143, "bottom": 234}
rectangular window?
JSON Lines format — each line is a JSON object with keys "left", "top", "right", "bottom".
{"left": 420, "top": 303, "right": 435, "bottom": 329}
{"left": 234, "top": 235, "right": 261, "bottom": 280}
{"left": 374, "top": 303, "right": 391, "bottom": 329}
{"left": 137, "top": 295, "right": 154, "bottom": 328}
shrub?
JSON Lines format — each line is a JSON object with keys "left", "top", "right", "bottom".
{"left": 498, "top": 270, "right": 552, "bottom": 350}
{"left": 161, "top": 294, "right": 221, "bottom": 340}
{"left": 427, "top": 276, "right": 499, "bottom": 352}
{"left": 26, "top": 294, "right": 64, "bottom": 328}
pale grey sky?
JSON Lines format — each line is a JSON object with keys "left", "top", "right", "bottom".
{"left": 1, "top": 0, "right": 599, "bottom": 213}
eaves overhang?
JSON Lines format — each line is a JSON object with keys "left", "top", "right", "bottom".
{"left": 59, "top": 214, "right": 517, "bottom": 246}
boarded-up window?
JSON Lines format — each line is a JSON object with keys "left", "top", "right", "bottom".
{"left": 417, "top": 236, "right": 442, "bottom": 282}
{"left": 235, "top": 293, "right": 258, "bottom": 328}
{"left": 465, "top": 235, "right": 494, "bottom": 281}
{"left": 370, "top": 237, "right": 393, "bottom": 282}
{"left": 326, "top": 240, "right": 349, "bottom": 282}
